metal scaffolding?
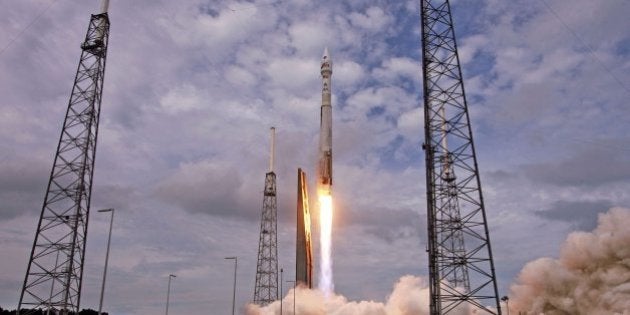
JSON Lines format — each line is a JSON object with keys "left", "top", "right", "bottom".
{"left": 420, "top": 0, "right": 502, "bottom": 314}
{"left": 253, "top": 128, "right": 279, "bottom": 305}
{"left": 18, "top": 10, "right": 110, "bottom": 315}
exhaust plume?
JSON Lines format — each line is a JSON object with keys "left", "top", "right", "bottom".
{"left": 509, "top": 207, "right": 630, "bottom": 314}
{"left": 319, "top": 194, "right": 334, "bottom": 296}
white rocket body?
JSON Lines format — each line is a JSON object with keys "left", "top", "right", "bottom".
{"left": 318, "top": 48, "right": 333, "bottom": 195}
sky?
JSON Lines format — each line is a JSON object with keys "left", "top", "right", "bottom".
{"left": 0, "top": 0, "right": 629, "bottom": 314}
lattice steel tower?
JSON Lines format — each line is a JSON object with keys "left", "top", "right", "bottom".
{"left": 420, "top": 0, "right": 502, "bottom": 314}
{"left": 253, "top": 127, "right": 279, "bottom": 305}
{"left": 18, "top": 2, "right": 110, "bottom": 314}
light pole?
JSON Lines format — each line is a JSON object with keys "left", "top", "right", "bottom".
{"left": 97, "top": 208, "right": 115, "bottom": 315}
{"left": 286, "top": 280, "right": 295, "bottom": 315}
{"left": 165, "top": 274, "right": 176, "bottom": 315}
{"left": 501, "top": 296, "right": 510, "bottom": 315}
{"left": 225, "top": 257, "right": 237, "bottom": 315}
{"left": 280, "top": 268, "right": 283, "bottom": 315}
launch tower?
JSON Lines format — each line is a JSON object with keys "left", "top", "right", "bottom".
{"left": 420, "top": 0, "right": 502, "bottom": 314}
{"left": 18, "top": 1, "right": 111, "bottom": 314}
{"left": 253, "top": 127, "right": 280, "bottom": 305}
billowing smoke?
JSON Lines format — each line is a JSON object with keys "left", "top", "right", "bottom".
{"left": 246, "top": 275, "right": 470, "bottom": 315}
{"left": 246, "top": 276, "right": 492, "bottom": 315}
{"left": 509, "top": 207, "right": 630, "bottom": 314}
{"left": 248, "top": 208, "right": 630, "bottom": 315}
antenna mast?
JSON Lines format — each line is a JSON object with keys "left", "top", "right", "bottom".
{"left": 269, "top": 127, "right": 275, "bottom": 173}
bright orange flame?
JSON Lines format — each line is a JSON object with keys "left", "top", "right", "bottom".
{"left": 318, "top": 193, "right": 334, "bottom": 295}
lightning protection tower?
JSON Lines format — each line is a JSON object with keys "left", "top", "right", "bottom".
{"left": 18, "top": 1, "right": 111, "bottom": 314}
{"left": 420, "top": 0, "right": 502, "bottom": 314}
{"left": 253, "top": 127, "right": 279, "bottom": 305}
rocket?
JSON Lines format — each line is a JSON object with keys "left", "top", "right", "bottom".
{"left": 318, "top": 48, "right": 333, "bottom": 195}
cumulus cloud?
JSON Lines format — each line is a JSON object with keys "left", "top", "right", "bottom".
{"left": 1, "top": 0, "right": 629, "bottom": 313}
{"left": 334, "top": 60, "right": 366, "bottom": 89}
{"left": 154, "top": 159, "right": 252, "bottom": 218}
{"left": 509, "top": 207, "right": 630, "bottom": 314}
{"left": 343, "top": 207, "right": 422, "bottom": 244}
{"left": 397, "top": 107, "right": 423, "bottom": 140}
{"left": 458, "top": 34, "right": 490, "bottom": 65}
{"left": 162, "top": 4, "right": 277, "bottom": 54}
{"left": 289, "top": 21, "right": 332, "bottom": 56}
{"left": 522, "top": 140, "right": 630, "bottom": 187}
{"left": 343, "top": 86, "right": 417, "bottom": 122}
{"left": 372, "top": 57, "right": 420, "bottom": 86}
{"left": 225, "top": 65, "right": 258, "bottom": 87}
{"left": 265, "top": 58, "right": 320, "bottom": 92}
{"left": 534, "top": 199, "right": 612, "bottom": 231}
{"left": 0, "top": 155, "right": 49, "bottom": 218}
{"left": 348, "top": 7, "right": 392, "bottom": 32}
{"left": 159, "top": 84, "right": 203, "bottom": 113}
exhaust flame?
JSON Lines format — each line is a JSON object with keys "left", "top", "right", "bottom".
{"left": 318, "top": 193, "right": 334, "bottom": 296}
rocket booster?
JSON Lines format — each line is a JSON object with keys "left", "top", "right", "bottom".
{"left": 318, "top": 48, "right": 333, "bottom": 195}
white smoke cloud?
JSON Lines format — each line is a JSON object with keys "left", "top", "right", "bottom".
{"left": 509, "top": 207, "right": 630, "bottom": 314}
{"left": 245, "top": 275, "right": 459, "bottom": 315}
{"left": 247, "top": 207, "right": 630, "bottom": 315}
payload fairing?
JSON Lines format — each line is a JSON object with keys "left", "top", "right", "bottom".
{"left": 318, "top": 48, "right": 333, "bottom": 195}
